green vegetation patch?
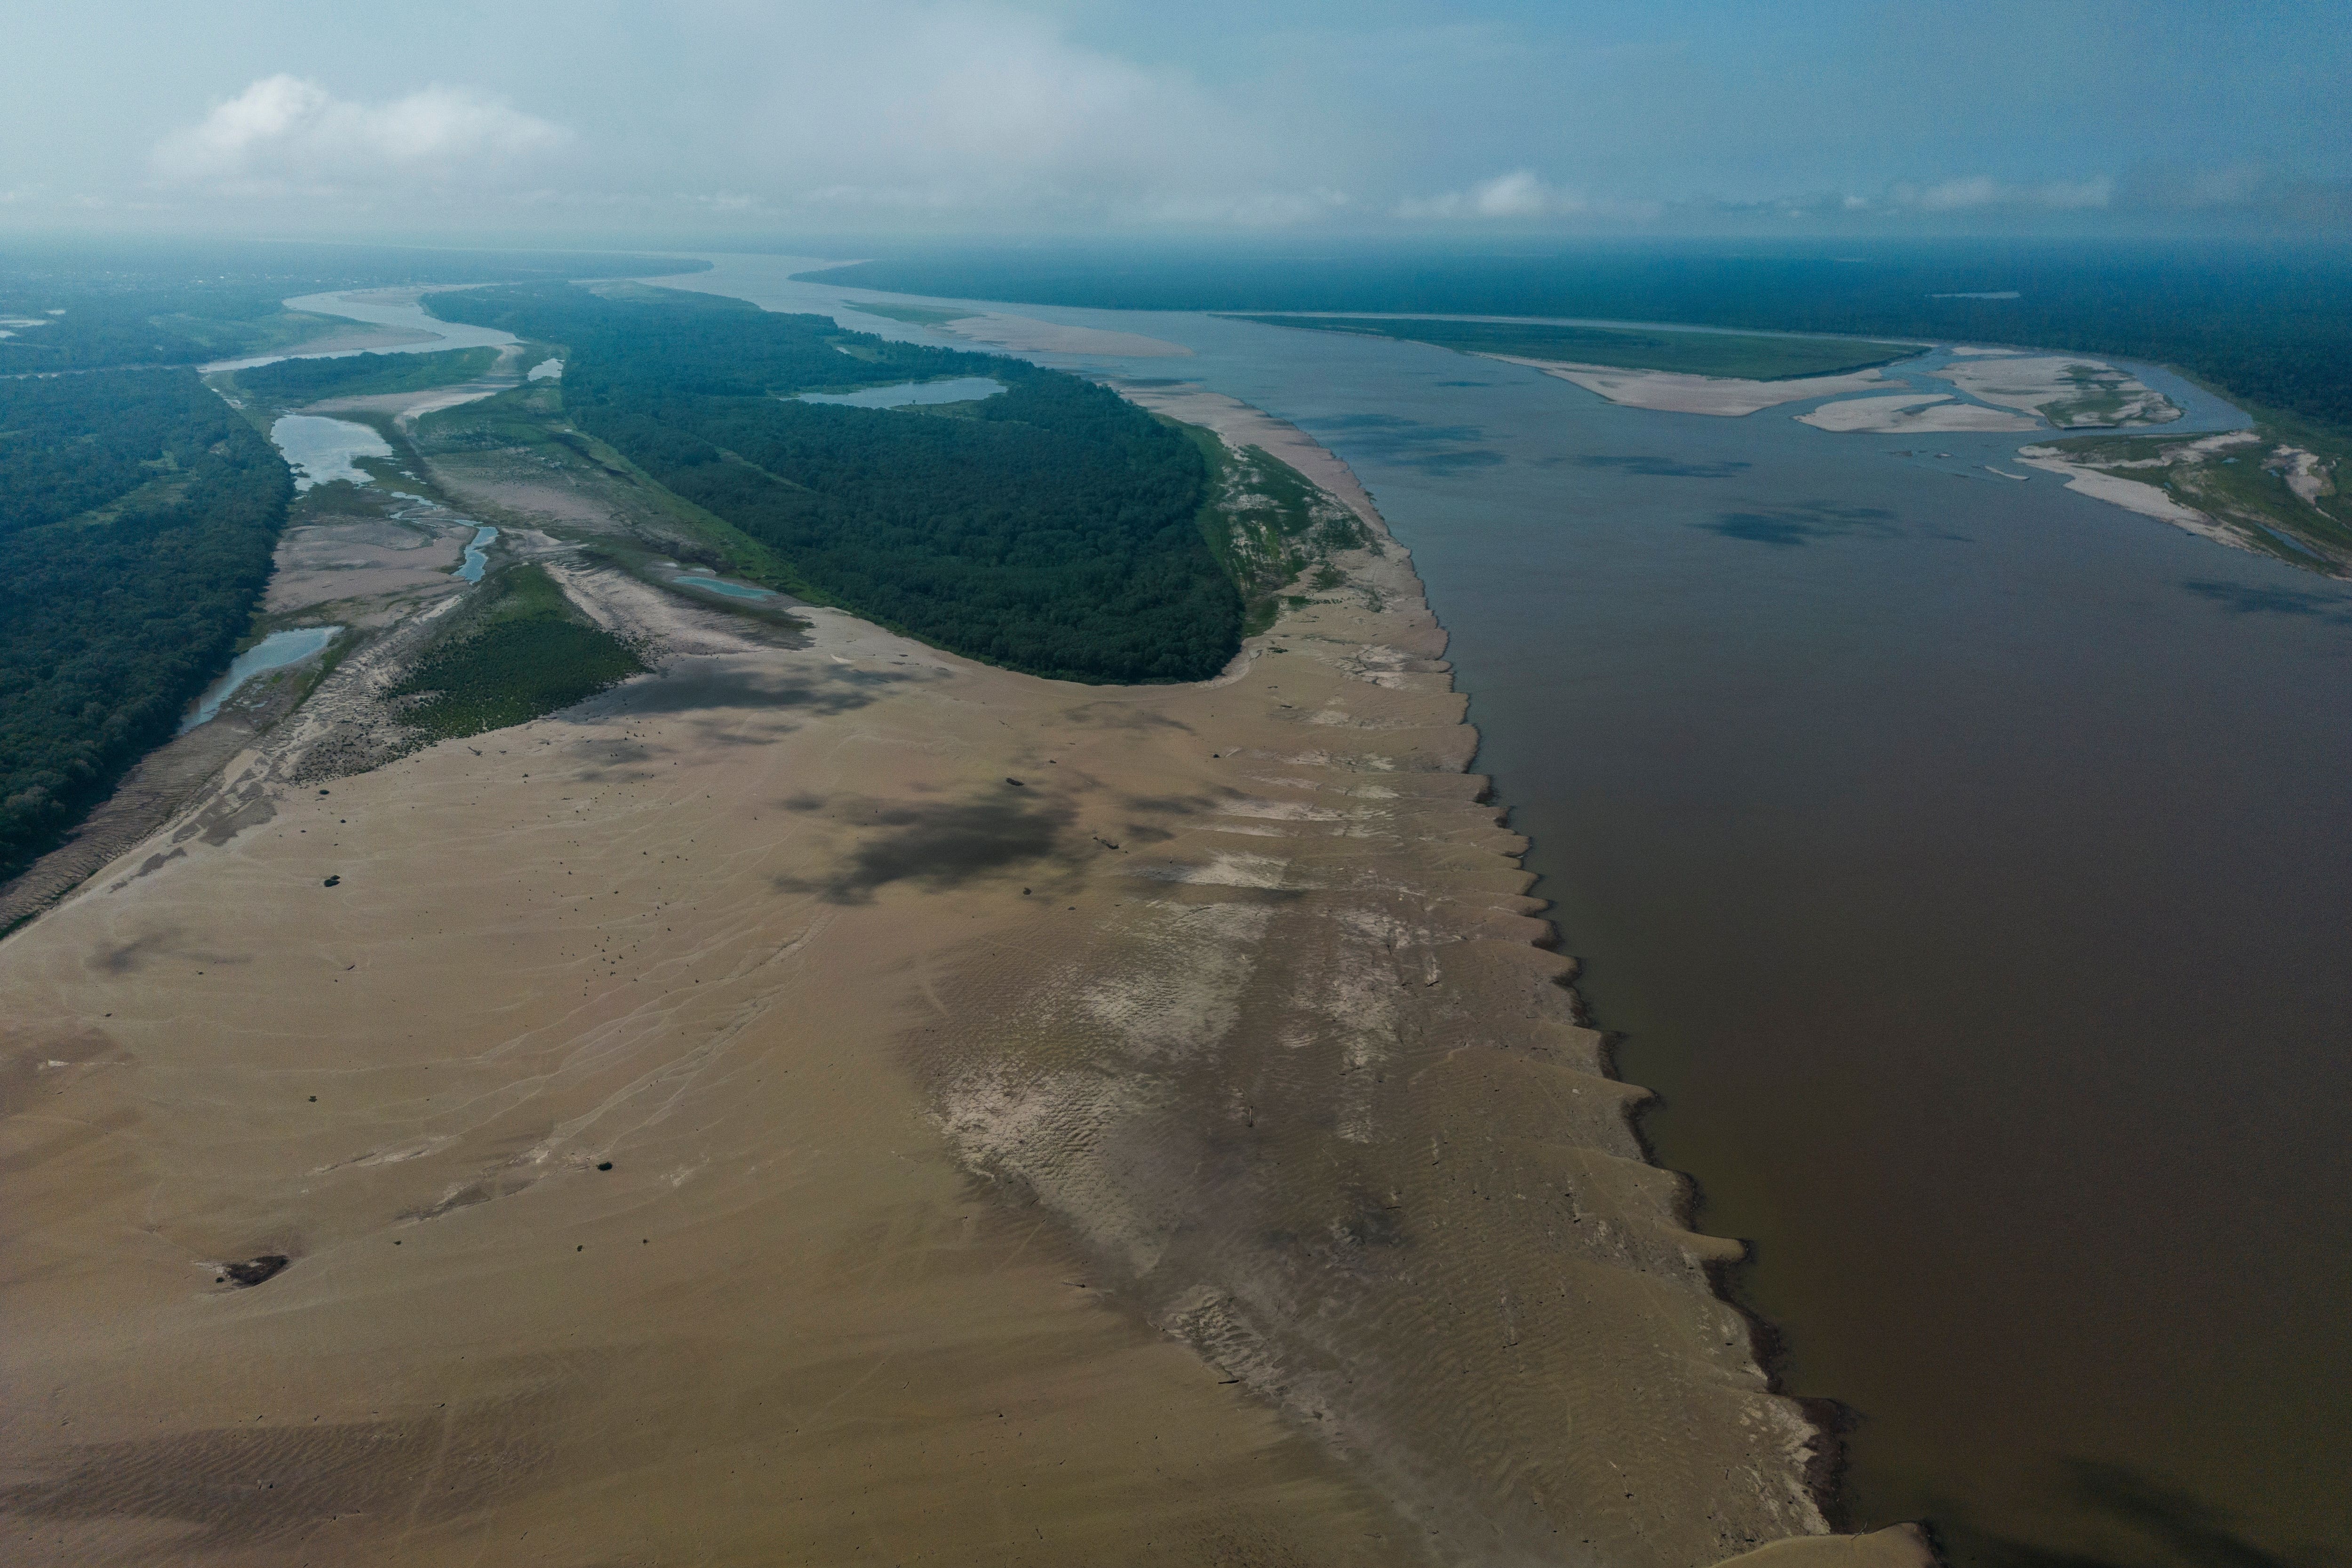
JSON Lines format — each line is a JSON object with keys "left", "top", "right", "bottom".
{"left": 1179, "top": 424, "right": 1366, "bottom": 635}
{"left": 1231, "top": 316, "right": 1921, "bottom": 381}
{"left": 226, "top": 347, "right": 499, "bottom": 407}
{"left": 428, "top": 284, "right": 1239, "bottom": 683}
{"left": 388, "top": 563, "right": 646, "bottom": 739}
{"left": 0, "top": 368, "right": 292, "bottom": 878}
{"left": 2049, "top": 424, "right": 2352, "bottom": 575}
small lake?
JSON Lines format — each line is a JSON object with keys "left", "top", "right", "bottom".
{"left": 527, "top": 357, "right": 563, "bottom": 381}
{"left": 456, "top": 525, "right": 497, "bottom": 583}
{"left": 269, "top": 416, "right": 392, "bottom": 491}
{"left": 668, "top": 569, "right": 778, "bottom": 601}
{"left": 796, "top": 376, "right": 1005, "bottom": 408}
{"left": 180, "top": 627, "right": 339, "bottom": 732}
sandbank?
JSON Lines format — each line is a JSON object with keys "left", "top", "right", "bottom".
{"left": 936, "top": 310, "right": 1194, "bottom": 358}
{"left": 2280, "top": 446, "right": 2332, "bottom": 507}
{"left": 1, "top": 389, "right": 1928, "bottom": 1568}
{"left": 1480, "top": 354, "right": 1896, "bottom": 416}
{"left": 2015, "top": 446, "right": 2239, "bottom": 545}
{"left": 1796, "top": 393, "right": 2036, "bottom": 433}
{"left": 1933, "top": 355, "right": 2181, "bottom": 428}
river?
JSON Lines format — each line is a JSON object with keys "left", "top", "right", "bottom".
{"left": 664, "top": 254, "right": 2351, "bottom": 1568}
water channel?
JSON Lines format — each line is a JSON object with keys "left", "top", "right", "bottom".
{"left": 670, "top": 255, "right": 2352, "bottom": 1568}
{"left": 179, "top": 626, "right": 340, "bottom": 732}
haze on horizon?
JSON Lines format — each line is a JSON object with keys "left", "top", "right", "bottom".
{"left": 3, "top": 0, "right": 2345, "bottom": 246}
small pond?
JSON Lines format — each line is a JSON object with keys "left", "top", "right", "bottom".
{"left": 670, "top": 570, "right": 778, "bottom": 601}
{"left": 456, "top": 525, "right": 498, "bottom": 583}
{"left": 796, "top": 376, "right": 1005, "bottom": 409}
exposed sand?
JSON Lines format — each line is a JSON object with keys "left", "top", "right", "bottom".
{"left": 262, "top": 517, "right": 466, "bottom": 616}
{"left": 1480, "top": 356, "right": 1896, "bottom": 417}
{"left": 1, "top": 394, "right": 1929, "bottom": 1568}
{"left": 2277, "top": 446, "right": 2333, "bottom": 508}
{"left": 936, "top": 311, "right": 1195, "bottom": 358}
{"left": 1795, "top": 393, "right": 2037, "bottom": 434}
{"left": 201, "top": 328, "right": 440, "bottom": 373}
{"left": 1113, "top": 382, "right": 1383, "bottom": 527}
{"left": 2014, "top": 446, "right": 2240, "bottom": 547}
{"left": 1934, "top": 356, "right": 2181, "bottom": 428}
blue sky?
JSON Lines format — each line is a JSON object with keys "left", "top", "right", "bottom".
{"left": 5, "top": 0, "right": 2343, "bottom": 237}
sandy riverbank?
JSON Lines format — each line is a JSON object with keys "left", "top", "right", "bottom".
{"left": 2014, "top": 445, "right": 2240, "bottom": 545}
{"left": 1, "top": 391, "right": 1928, "bottom": 1568}
{"left": 1481, "top": 356, "right": 1899, "bottom": 417}
{"left": 937, "top": 310, "right": 1194, "bottom": 358}
{"left": 1794, "top": 393, "right": 2037, "bottom": 433}
{"left": 1933, "top": 355, "right": 2180, "bottom": 428}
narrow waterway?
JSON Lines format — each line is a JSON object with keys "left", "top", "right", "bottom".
{"left": 179, "top": 626, "right": 339, "bottom": 732}
{"left": 670, "top": 255, "right": 2352, "bottom": 1568}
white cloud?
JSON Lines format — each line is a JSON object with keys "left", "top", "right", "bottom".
{"left": 1394, "top": 169, "right": 1664, "bottom": 224}
{"left": 152, "top": 75, "right": 568, "bottom": 193}
{"left": 705, "top": 2, "right": 1343, "bottom": 226}
{"left": 1396, "top": 169, "right": 1586, "bottom": 221}
{"left": 1891, "top": 173, "right": 2113, "bottom": 212}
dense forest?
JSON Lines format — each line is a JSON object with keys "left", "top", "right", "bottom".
{"left": 226, "top": 347, "right": 500, "bottom": 406}
{"left": 0, "top": 241, "right": 702, "bottom": 375}
{"left": 0, "top": 369, "right": 290, "bottom": 879}
{"left": 806, "top": 243, "right": 2352, "bottom": 433}
{"left": 430, "top": 285, "right": 1239, "bottom": 683}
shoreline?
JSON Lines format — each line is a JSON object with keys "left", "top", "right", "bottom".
{"left": 0, "top": 386, "right": 1927, "bottom": 1566}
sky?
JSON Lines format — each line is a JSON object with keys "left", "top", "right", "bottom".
{"left": 3, "top": 0, "right": 2344, "bottom": 241}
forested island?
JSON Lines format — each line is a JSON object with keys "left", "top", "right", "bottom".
{"left": 429, "top": 285, "right": 1242, "bottom": 683}
{"left": 224, "top": 346, "right": 500, "bottom": 406}
{"left": 808, "top": 244, "right": 2352, "bottom": 436}
{"left": 0, "top": 368, "right": 290, "bottom": 879}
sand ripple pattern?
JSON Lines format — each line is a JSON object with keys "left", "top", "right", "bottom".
{"left": 917, "top": 452, "right": 1835, "bottom": 1568}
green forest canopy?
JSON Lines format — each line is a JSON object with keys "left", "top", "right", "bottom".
{"left": 0, "top": 368, "right": 291, "bottom": 879}
{"left": 429, "top": 284, "right": 1240, "bottom": 683}
{"left": 226, "top": 347, "right": 500, "bottom": 406}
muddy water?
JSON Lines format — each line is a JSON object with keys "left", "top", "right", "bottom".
{"left": 670, "top": 256, "right": 2352, "bottom": 1568}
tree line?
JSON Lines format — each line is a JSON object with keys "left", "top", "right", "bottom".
{"left": 0, "top": 369, "right": 290, "bottom": 878}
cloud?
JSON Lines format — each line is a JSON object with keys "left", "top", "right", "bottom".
{"left": 709, "top": 2, "right": 1344, "bottom": 227}
{"left": 1396, "top": 169, "right": 1638, "bottom": 222}
{"left": 152, "top": 75, "right": 568, "bottom": 192}
{"left": 1885, "top": 173, "right": 2114, "bottom": 211}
